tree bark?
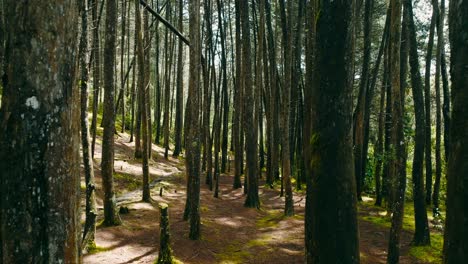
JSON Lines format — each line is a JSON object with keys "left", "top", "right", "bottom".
{"left": 278, "top": 0, "right": 294, "bottom": 216}
{"left": 101, "top": 0, "right": 121, "bottom": 227}
{"left": 241, "top": 0, "right": 260, "bottom": 209}
{"left": 443, "top": 0, "right": 468, "bottom": 260}
{"left": 306, "top": 0, "right": 360, "bottom": 261}
{"left": 79, "top": 0, "right": 97, "bottom": 249}
{"left": 173, "top": 0, "right": 184, "bottom": 157}
{"left": 424, "top": 0, "right": 438, "bottom": 205}
{"left": 387, "top": 0, "right": 406, "bottom": 261}
{"left": 406, "top": 0, "right": 431, "bottom": 246}
{"left": 186, "top": 0, "right": 202, "bottom": 240}
{"left": 0, "top": 1, "right": 81, "bottom": 262}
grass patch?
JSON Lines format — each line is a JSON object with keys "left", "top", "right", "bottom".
{"left": 409, "top": 233, "right": 443, "bottom": 263}
{"left": 87, "top": 244, "right": 111, "bottom": 255}
{"left": 216, "top": 241, "right": 251, "bottom": 264}
{"left": 114, "top": 172, "right": 141, "bottom": 193}
{"left": 257, "top": 210, "right": 283, "bottom": 229}
{"left": 360, "top": 198, "right": 444, "bottom": 263}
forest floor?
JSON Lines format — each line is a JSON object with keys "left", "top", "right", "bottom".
{"left": 82, "top": 132, "right": 442, "bottom": 264}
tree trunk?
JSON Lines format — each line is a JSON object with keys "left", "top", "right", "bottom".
{"left": 387, "top": 0, "right": 406, "bottom": 261}
{"left": 424, "top": 0, "right": 438, "bottom": 205}
{"left": 278, "top": 0, "right": 294, "bottom": 217}
{"left": 443, "top": 0, "right": 468, "bottom": 260}
{"left": 432, "top": 0, "right": 444, "bottom": 214}
{"left": 101, "top": 0, "right": 121, "bottom": 227}
{"left": 305, "top": 0, "right": 360, "bottom": 261}
{"left": 186, "top": 0, "right": 202, "bottom": 240}
{"left": 173, "top": 0, "right": 184, "bottom": 157}
{"left": 353, "top": 0, "right": 373, "bottom": 201}
{"left": 91, "top": 0, "right": 101, "bottom": 158}
{"left": 79, "top": 0, "right": 97, "bottom": 249}
{"left": 232, "top": 0, "right": 243, "bottom": 189}
{"left": 0, "top": 1, "right": 81, "bottom": 262}
{"left": 406, "top": 0, "right": 430, "bottom": 245}
{"left": 241, "top": 0, "right": 260, "bottom": 209}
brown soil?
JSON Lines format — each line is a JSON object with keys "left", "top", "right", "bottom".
{"left": 82, "top": 133, "right": 425, "bottom": 264}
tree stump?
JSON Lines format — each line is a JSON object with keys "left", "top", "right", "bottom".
{"left": 157, "top": 203, "right": 173, "bottom": 264}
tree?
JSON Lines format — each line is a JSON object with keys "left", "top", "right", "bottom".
{"left": 278, "top": 0, "right": 294, "bottom": 216}
{"left": 173, "top": 0, "right": 184, "bottom": 157}
{"left": 305, "top": 0, "right": 360, "bottom": 261}
{"left": 136, "top": 0, "right": 151, "bottom": 203}
{"left": 90, "top": 0, "right": 101, "bottom": 158}
{"left": 424, "top": 0, "right": 438, "bottom": 205}
{"left": 353, "top": 0, "right": 373, "bottom": 201}
{"left": 101, "top": 0, "right": 121, "bottom": 226}
{"left": 240, "top": 0, "right": 260, "bottom": 209}
{"left": 79, "top": 0, "right": 97, "bottom": 248}
{"left": 186, "top": 0, "right": 202, "bottom": 240}
{"left": 405, "top": 0, "right": 430, "bottom": 246}
{"left": 443, "top": 0, "right": 468, "bottom": 261}
{"left": 0, "top": 1, "right": 80, "bottom": 262}
{"left": 387, "top": 0, "right": 406, "bottom": 261}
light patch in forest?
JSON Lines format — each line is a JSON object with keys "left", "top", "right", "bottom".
{"left": 25, "top": 96, "right": 40, "bottom": 109}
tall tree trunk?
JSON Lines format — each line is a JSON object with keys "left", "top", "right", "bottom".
{"left": 79, "top": 0, "right": 97, "bottom": 248}
{"left": 432, "top": 0, "right": 444, "bottom": 214}
{"left": 136, "top": 0, "right": 151, "bottom": 203}
{"left": 232, "top": 0, "right": 243, "bottom": 189}
{"left": 0, "top": 1, "right": 81, "bottom": 262}
{"left": 406, "top": 0, "right": 430, "bottom": 246}
{"left": 219, "top": 0, "right": 229, "bottom": 173}
{"left": 387, "top": 0, "right": 406, "bottom": 261}
{"left": 443, "top": 0, "right": 468, "bottom": 260}
{"left": 278, "top": 0, "right": 294, "bottom": 216}
{"left": 305, "top": 0, "right": 360, "bottom": 261}
{"left": 173, "top": 0, "right": 184, "bottom": 157}
{"left": 424, "top": 0, "right": 438, "bottom": 205}
{"left": 241, "top": 0, "right": 260, "bottom": 209}
{"left": 163, "top": 1, "right": 173, "bottom": 159}
{"left": 353, "top": 0, "right": 373, "bottom": 201}
{"left": 91, "top": 0, "right": 101, "bottom": 158}
{"left": 186, "top": 0, "right": 202, "bottom": 240}
{"left": 101, "top": 0, "right": 121, "bottom": 227}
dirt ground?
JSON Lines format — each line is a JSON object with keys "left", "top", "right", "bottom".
{"left": 82, "top": 133, "right": 425, "bottom": 264}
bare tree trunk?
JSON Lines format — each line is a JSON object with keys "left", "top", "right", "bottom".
{"left": 406, "top": 0, "right": 430, "bottom": 245}
{"left": 278, "top": 0, "right": 294, "bottom": 216}
{"left": 173, "top": 0, "right": 184, "bottom": 157}
{"left": 79, "top": 0, "right": 97, "bottom": 249}
{"left": 91, "top": 0, "right": 101, "bottom": 158}
{"left": 305, "top": 0, "right": 360, "bottom": 260}
{"left": 102, "top": 0, "right": 121, "bottom": 227}
{"left": 241, "top": 0, "right": 260, "bottom": 209}
{"left": 0, "top": 1, "right": 81, "bottom": 262}
{"left": 186, "top": 0, "right": 202, "bottom": 240}
{"left": 424, "top": 0, "right": 438, "bottom": 205}
{"left": 443, "top": 0, "right": 468, "bottom": 260}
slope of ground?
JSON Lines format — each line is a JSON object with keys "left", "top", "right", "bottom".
{"left": 82, "top": 132, "right": 440, "bottom": 263}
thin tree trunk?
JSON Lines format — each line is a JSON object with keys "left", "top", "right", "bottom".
{"left": 241, "top": 0, "right": 260, "bottom": 209}
{"left": 424, "top": 0, "right": 437, "bottom": 205}
{"left": 387, "top": 0, "right": 406, "bottom": 261}
{"left": 173, "top": 0, "right": 184, "bottom": 157}
{"left": 186, "top": 0, "right": 202, "bottom": 240}
{"left": 102, "top": 0, "right": 121, "bottom": 227}
{"left": 79, "top": 0, "right": 97, "bottom": 248}
{"left": 91, "top": 0, "right": 101, "bottom": 158}
{"left": 406, "top": 0, "right": 430, "bottom": 245}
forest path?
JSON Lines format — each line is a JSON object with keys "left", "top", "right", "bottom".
{"left": 82, "top": 133, "right": 426, "bottom": 264}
